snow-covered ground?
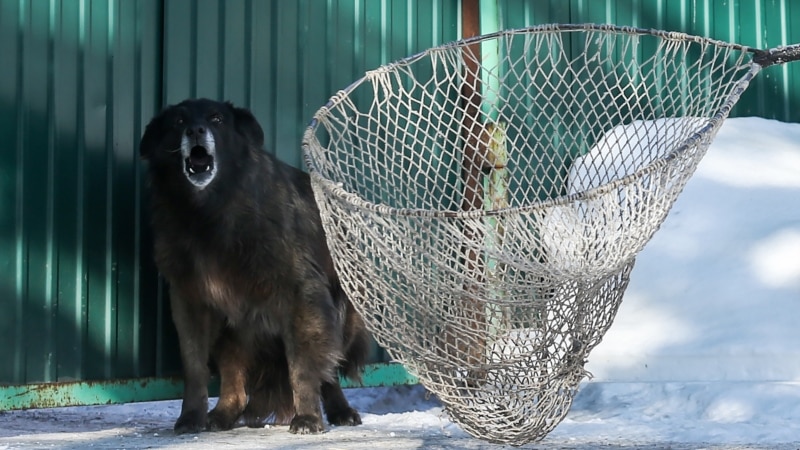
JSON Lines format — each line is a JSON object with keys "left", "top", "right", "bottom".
{"left": 1, "top": 117, "right": 798, "bottom": 449}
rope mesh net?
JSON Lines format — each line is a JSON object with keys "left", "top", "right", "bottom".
{"left": 302, "top": 24, "right": 759, "bottom": 444}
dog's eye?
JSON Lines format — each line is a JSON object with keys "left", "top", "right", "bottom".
{"left": 210, "top": 114, "right": 223, "bottom": 124}
{"left": 175, "top": 118, "right": 185, "bottom": 127}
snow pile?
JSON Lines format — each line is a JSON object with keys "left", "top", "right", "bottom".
{"left": 588, "top": 116, "right": 800, "bottom": 384}
{"left": 541, "top": 117, "right": 710, "bottom": 276}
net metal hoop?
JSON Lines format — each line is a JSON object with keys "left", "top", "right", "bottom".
{"left": 304, "top": 24, "right": 760, "bottom": 219}
{"left": 302, "top": 23, "right": 773, "bottom": 445}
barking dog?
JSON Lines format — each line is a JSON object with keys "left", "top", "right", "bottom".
{"left": 140, "top": 98, "right": 369, "bottom": 434}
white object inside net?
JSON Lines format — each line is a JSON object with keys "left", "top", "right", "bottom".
{"left": 302, "top": 24, "right": 760, "bottom": 445}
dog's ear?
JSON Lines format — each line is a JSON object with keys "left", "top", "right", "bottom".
{"left": 231, "top": 104, "right": 265, "bottom": 149}
{"left": 139, "top": 111, "right": 164, "bottom": 160}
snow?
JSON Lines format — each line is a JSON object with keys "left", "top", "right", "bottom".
{"left": 540, "top": 117, "right": 711, "bottom": 277}
{"left": 569, "top": 117, "right": 708, "bottom": 192}
{"left": 1, "top": 117, "right": 799, "bottom": 449}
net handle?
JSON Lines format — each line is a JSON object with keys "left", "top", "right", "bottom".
{"left": 753, "top": 44, "right": 800, "bottom": 67}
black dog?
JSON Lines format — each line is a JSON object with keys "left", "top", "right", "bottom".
{"left": 140, "top": 98, "right": 369, "bottom": 434}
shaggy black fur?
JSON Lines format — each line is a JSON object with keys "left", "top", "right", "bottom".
{"left": 140, "top": 98, "right": 369, "bottom": 435}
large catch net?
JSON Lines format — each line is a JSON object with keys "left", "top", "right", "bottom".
{"left": 302, "top": 24, "right": 768, "bottom": 444}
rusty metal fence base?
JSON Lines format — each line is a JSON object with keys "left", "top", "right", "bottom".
{"left": 0, "top": 363, "right": 416, "bottom": 411}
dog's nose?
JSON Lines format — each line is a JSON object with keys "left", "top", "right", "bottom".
{"left": 185, "top": 126, "right": 206, "bottom": 137}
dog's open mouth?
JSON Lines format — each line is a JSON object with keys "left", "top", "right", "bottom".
{"left": 184, "top": 145, "right": 216, "bottom": 188}
{"left": 186, "top": 146, "right": 214, "bottom": 174}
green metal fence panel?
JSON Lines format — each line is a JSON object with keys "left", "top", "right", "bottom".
{"left": 161, "top": 0, "right": 460, "bottom": 168}
{"left": 563, "top": 0, "right": 799, "bottom": 121}
{"left": 476, "top": 0, "right": 797, "bottom": 209}
{"left": 486, "top": 0, "right": 800, "bottom": 122}
{"left": 0, "top": 0, "right": 167, "bottom": 385}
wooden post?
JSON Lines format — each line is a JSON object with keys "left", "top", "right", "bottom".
{"left": 460, "top": 0, "right": 484, "bottom": 218}
{"left": 448, "top": 0, "right": 488, "bottom": 384}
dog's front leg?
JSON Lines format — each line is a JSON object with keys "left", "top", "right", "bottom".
{"left": 170, "top": 288, "right": 218, "bottom": 434}
{"left": 207, "top": 332, "right": 248, "bottom": 431}
{"left": 285, "top": 287, "right": 341, "bottom": 434}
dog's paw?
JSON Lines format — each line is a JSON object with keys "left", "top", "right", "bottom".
{"left": 174, "top": 410, "right": 207, "bottom": 435}
{"left": 206, "top": 408, "right": 238, "bottom": 431}
{"left": 289, "top": 414, "right": 325, "bottom": 434}
{"left": 327, "top": 407, "right": 362, "bottom": 427}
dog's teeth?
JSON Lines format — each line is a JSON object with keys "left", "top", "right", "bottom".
{"left": 188, "top": 167, "right": 195, "bottom": 174}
